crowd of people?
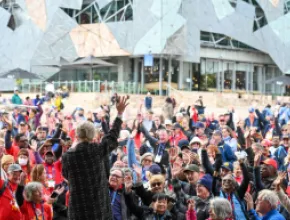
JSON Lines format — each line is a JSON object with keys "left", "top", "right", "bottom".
{"left": 0, "top": 90, "right": 290, "bottom": 220}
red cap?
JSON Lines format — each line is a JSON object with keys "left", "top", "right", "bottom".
{"left": 262, "top": 158, "right": 278, "bottom": 170}
{"left": 261, "top": 139, "right": 271, "bottom": 147}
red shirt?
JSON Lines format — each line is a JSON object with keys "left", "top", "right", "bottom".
{"left": 44, "top": 161, "right": 63, "bottom": 185}
{"left": 0, "top": 180, "right": 22, "bottom": 220}
{"left": 20, "top": 201, "right": 52, "bottom": 220}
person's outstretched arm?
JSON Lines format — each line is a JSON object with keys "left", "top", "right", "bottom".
{"left": 237, "top": 161, "right": 250, "bottom": 199}
{"left": 101, "top": 96, "right": 128, "bottom": 155}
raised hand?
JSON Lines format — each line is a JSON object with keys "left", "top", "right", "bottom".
{"left": 116, "top": 95, "right": 129, "bottom": 115}
{"left": 273, "top": 172, "right": 287, "bottom": 191}
{"left": 187, "top": 199, "right": 195, "bottom": 211}
{"left": 171, "top": 160, "right": 182, "bottom": 178}
{"left": 254, "top": 151, "right": 262, "bottom": 167}
{"left": 169, "top": 147, "right": 179, "bottom": 164}
{"left": 244, "top": 192, "right": 254, "bottom": 211}
{"left": 124, "top": 175, "right": 133, "bottom": 193}
{"left": 53, "top": 186, "right": 65, "bottom": 196}
{"left": 19, "top": 172, "right": 27, "bottom": 186}
{"left": 30, "top": 140, "right": 38, "bottom": 152}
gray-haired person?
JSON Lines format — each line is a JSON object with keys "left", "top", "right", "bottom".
{"left": 62, "top": 95, "right": 129, "bottom": 220}
{"left": 245, "top": 190, "right": 285, "bottom": 220}
{"left": 208, "top": 197, "right": 232, "bottom": 220}
{"left": 15, "top": 181, "right": 62, "bottom": 219}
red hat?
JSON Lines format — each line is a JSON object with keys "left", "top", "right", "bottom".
{"left": 261, "top": 139, "right": 271, "bottom": 147}
{"left": 262, "top": 158, "right": 278, "bottom": 170}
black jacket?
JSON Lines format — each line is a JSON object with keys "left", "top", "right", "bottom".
{"left": 62, "top": 117, "right": 122, "bottom": 220}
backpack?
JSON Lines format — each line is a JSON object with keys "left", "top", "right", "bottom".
{"left": 0, "top": 180, "right": 8, "bottom": 196}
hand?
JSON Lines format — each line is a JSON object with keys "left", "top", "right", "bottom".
{"left": 244, "top": 192, "right": 254, "bottom": 211}
{"left": 254, "top": 151, "right": 262, "bottom": 167}
{"left": 169, "top": 147, "right": 179, "bottom": 163}
{"left": 187, "top": 199, "right": 195, "bottom": 211}
{"left": 273, "top": 172, "right": 287, "bottom": 191}
{"left": 116, "top": 95, "right": 129, "bottom": 115}
{"left": 53, "top": 186, "right": 65, "bottom": 196}
{"left": 3, "top": 117, "right": 12, "bottom": 130}
{"left": 171, "top": 160, "right": 182, "bottom": 178}
{"left": 124, "top": 176, "right": 133, "bottom": 193}
{"left": 19, "top": 172, "right": 27, "bottom": 186}
{"left": 130, "top": 130, "right": 137, "bottom": 139}
{"left": 30, "top": 140, "right": 38, "bottom": 152}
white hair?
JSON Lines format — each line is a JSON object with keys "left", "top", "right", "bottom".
{"left": 24, "top": 182, "right": 43, "bottom": 202}
{"left": 76, "top": 121, "right": 95, "bottom": 142}
{"left": 210, "top": 197, "right": 232, "bottom": 219}
{"left": 258, "top": 189, "right": 279, "bottom": 209}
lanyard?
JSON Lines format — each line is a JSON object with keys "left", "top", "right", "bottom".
{"left": 32, "top": 202, "right": 45, "bottom": 220}
{"left": 157, "top": 143, "right": 165, "bottom": 156}
{"left": 110, "top": 191, "right": 117, "bottom": 205}
{"left": 44, "top": 163, "right": 55, "bottom": 180}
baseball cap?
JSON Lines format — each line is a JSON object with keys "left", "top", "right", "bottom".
{"left": 195, "top": 122, "right": 205, "bottom": 129}
{"left": 221, "top": 162, "right": 233, "bottom": 172}
{"left": 7, "top": 164, "right": 22, "bottom": 173}
{"left": 261, "top": 139, "right": 271, "bottom": 147}
{"left": 189, "top": 137, "right": 201, "bottom": 145}
{"left": 248, "top": 107, "right": 255, "bottom": 113}
{"left": 178, "top": 139, "right": 189, "bottom": 149}
{"left": 148, "top": 164, "right": 162, "bottom": 174}
{"left": 183, "top": 164, "right": 200, "bottom": 173}
{"left": 173, "top": 123, "right": 182, "bottom": 130}
{"left": 19, "top": 121, "right": 26, "bottom": 126}
{"left": 262, "top": 158, "right": 278, "bottom": 170}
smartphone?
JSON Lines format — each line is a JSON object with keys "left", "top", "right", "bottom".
{"left": 50, "top": 192, "right": 58, "bottom": 199}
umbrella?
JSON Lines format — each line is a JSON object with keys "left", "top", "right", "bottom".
{"left": 0, "top": 68, "right": 42, "bottom": 80}
{"left": 264, "top": 75, "right": 290, "bottom": 85}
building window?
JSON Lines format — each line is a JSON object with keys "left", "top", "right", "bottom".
{"left": 200, "top": 31, "right": 256, "bottom": 51}
{"left": 63, "top": 0, "right": 133, "bottom": 24}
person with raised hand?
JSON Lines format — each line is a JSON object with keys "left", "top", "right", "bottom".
{"left": 62, "top": 94, "right": 129, "bottom": 220}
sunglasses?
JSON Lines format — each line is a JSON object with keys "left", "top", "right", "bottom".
{"left": 219, "top": 120, "right": 225, "bottom": 122}
{"left": 151, "top": 182, "right": 162, "bottom": 187}
{"left": 143, "top": 159, "right": 152, "bottom": 163}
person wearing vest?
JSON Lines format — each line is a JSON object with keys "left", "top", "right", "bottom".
{"left": 244, "top": 107, "right": 261, "bottom": 131}
{"left": 213, "top": 160, "right": 250, "bottom": 220}
{"left": 245, "top": 190, "right": 285, "bottom": 220}
{"left": 0, "top": 163, "right": 24, "bottom": 220}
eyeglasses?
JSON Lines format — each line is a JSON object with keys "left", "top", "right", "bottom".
{"left": 151, "top": 182, "right": 162, "bottom": 187}
{"left": 143, "top": 159, "right": 152, "bottom": 163}
{"left": 110, "top": 174, "right": 123, "bottom": 179}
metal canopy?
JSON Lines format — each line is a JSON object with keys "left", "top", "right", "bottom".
{"left": 264, "top": 75, "right": 290, "bottom": 85}
{"left": 0, "top": 68, "right": 42, "bottom": 79}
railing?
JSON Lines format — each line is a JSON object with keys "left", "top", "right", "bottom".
{"left": 20, "top": 81, "right": 141, "bottom": 95}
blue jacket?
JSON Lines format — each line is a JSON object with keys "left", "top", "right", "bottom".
{"left": 244, "top": 117, "right": 260, "bottom": 131}
{"left": 262, "top": 107, "right": 273, "bottom": 118}
{"left": 145, "top": 97, "right": 152, "bottom": 109}
{"left": 217, "top": 141, "right": 236, "bottom": 163}
{"left": 248, "top": 209, "right": 285, "bottom": 220}
{"left": 274, "top": 146, "right": 288, "bottom": 171}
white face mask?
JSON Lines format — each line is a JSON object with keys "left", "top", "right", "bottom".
{"left": 18, "top": 158, "right": 28, "bottom": 166}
